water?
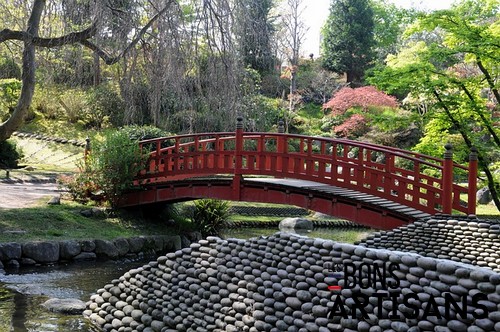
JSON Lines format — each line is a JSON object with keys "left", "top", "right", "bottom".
{"left": 0, "top": 227, "right": 370, "bottom": 331}
{"left": 0, "top": 259, "right": 156, "bottom": 332}
{"left": 221, "top": 226, "right": 372, "bottom": 243}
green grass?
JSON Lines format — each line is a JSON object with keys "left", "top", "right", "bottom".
{"left": 228, "top": 215, "right": 281, "bottom": 222}
{"left": 459, "top": 193, "right": 499, "bottom": 217}
{"left": 12, "top": 136, "right": 84, "bottom": 172}
{"left": 0, "top": 202, "right": 178, "bottom": 243}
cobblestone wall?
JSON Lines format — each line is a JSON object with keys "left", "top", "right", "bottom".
{"left": 84, "top": 230, "right": 500, "bottom": 331}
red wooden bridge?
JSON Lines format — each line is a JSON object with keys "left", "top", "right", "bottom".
{"left": 121, "top": 117, "right": 478, "bottom": 230}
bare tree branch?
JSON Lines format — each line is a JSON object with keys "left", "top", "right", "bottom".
{"left": 0, "top": 24, "right": 97, "bottom": 46}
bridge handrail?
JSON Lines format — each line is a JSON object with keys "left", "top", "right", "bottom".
{"left": 135, "top": 128, "right": 477, "bottom": 216}
{"left": 139, "top": 132, "right": 465, "bottom": 172}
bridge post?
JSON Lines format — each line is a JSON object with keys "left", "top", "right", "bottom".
{"left": 233, "top": 116, "right": 244, "bottom": 200}
{"left": 442, "top": 143, "right": 454, "bottom": 214}
{"left": 277, "top": 120, "right": 285, "bottom": 172}
{"left": 468, "top": 147, "right": 478, "bottom": 215}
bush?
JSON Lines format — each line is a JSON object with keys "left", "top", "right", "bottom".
{"left": 191, "top": 199, "right": 230, "bottom": 236}
{"left": 120, "top": 125, "right": 170, "bottom": 141}
{"left": 0, "top": 140, "right": 23, "bottom": 169}
{"left": 0, "top": 79, "right": 22, "bottom": 121}
{"left": 65, "top": 130, "right": 148, "bottom": 206}
{"left": 0, "top": 57, "right": 21, "bottom": 79}
{"left": 83, "top": 84, "right": 125, "bottom": 128}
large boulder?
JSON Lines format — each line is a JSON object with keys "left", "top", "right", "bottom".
{"left": 59, "top": 240, "right": 81, "bottom": 260}
{"left": 94, "top": 240, "right": 119, "bottom": 259}
{"left": 113, "top": 238, "right": 130, "bottom": 256}
{"left": 0, "top": 242, "right": 22, "bottom": 261}
{"left": 477, "top": 187, "right": 492, "bottom": 205}
{"left": 43, "top": 298, "right": 86, "bottom": 315}
{"left": 279, "top": 217, "right": 313, "bottom": 230}
{"left": 22, "top": 241, "right": 59, "bottom": 263}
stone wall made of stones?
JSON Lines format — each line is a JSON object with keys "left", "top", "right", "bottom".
{"left": 0, "top": 233, "right": 201, "bottom": 270}
{"left": 229, "top": 206, "right": 309, "bottom": 217}
{"left": 84, "top": 232, "right": 500, "bottom": 332}
{"left": 12, "top": 131, "right": 86, "bottom": 147}
{"left": 224, "top": 219, "right": 363, "bottom": 229}
{"left": 358, "top": 216, "right": 500, "bottom": 273}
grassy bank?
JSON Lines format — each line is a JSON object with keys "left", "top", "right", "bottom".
{"left": 0, "top": 202, "right": 182, "bottom": 243}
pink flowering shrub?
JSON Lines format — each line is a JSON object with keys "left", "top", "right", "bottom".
{"left": 323, "top": 86, "right": 399, "bottom": 116}
{"left": 333, "top": 113, "right": 368, "bottom": 138}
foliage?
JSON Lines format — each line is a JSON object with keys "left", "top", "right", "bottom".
{"left": 58, "top": 172, "right": 99, "bottom": 204}
{"left": 119, "top": 125, "right": 170, "bottom": 141}
{"left": 321, "top": 0, "right": 375, "bottom": 84}
{"left": 84, "top": 84, "right": 125, "bottom": 128}
{"left": 70, "top": 130, "right": 148, "bottom": 205}
{"left": 190, "top": 199, "right": 230, "bottom": 236}
{"left": 367, "top": 0, "right": 500, "bottom": 210}
{"left": 370, "top": 0, "right": 418, "bottom": 62}
{"left": 323, "top": 86, "right": 399, "bottom": 115}
{"left": 0, "top": 139, "right": 22, "bottom": 168}
{"left": 0, "top": 79, "right": 21, "bottom": 120}
{"left": 294, "top": 59, "right": 344, "bottom": 105}
{"left": 234, "top": 0, "right": 277, "bottom": 74}
{"left": 333, "top": 113, "right": 369, "bottom": 138}
{"left": 0, "top": 57, "right": 21, "bottom": 79}
{"left": 241, "top": 95, "right": 284, "bottom": 132}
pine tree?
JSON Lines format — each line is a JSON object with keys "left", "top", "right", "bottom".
{"left": 321, "top": 0, "right": 375, "bottom": 85}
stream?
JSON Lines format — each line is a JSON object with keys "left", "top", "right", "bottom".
{"left": 0, "top": 258, "right": 153, "bottom": 332}
{"left": 0, "top": 227, "right": 370, "bottom": 331}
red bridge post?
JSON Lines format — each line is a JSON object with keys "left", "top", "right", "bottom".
{"left": 468, "top": 147, "right": 478, "bottom": 215}
{"left": 277, "top": 120, "right": 285, "bottom": 172}
{"left": 442, "top": 143, "right": 454, "bottom": 214}
{"left": 233, "top": 116, "right": 244, "bottom": 200}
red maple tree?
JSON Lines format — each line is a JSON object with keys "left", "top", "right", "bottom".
{"left": 323, "top": 86, "right": 399, "bottom": 116}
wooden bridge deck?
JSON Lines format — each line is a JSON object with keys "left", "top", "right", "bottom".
{"left": 245, "top": 178, "right": 432, "bottom": 220}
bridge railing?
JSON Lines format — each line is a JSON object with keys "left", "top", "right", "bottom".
{"left": 136, "top": 118, "right": 477, "bottom": 215}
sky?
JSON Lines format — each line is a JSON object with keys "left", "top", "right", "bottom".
{"left": 301, "top": 0, "right": 457, "bottom": 57}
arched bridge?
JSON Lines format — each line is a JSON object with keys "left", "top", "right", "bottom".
{"left": 120, "top": 118, "right": 478, "bottom": 230}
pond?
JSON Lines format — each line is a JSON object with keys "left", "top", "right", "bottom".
{"left": 0, "top": 258, "right": 154, "bottom": 332}
{"left": 0, "top": 227, "right": 370, "bottom": 331}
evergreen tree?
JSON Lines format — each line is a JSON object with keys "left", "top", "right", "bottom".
{"left": 321, "top": 0, "right": 375, "bottom": 85}
{"left": 234, "top": 0, "right": 276, "bottom": 74}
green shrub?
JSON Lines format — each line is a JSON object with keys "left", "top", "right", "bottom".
{"left": 0, "top": 79, "right": 21, "bottom": 121}
{"left": 0, "top": 140, "right": 23, "bottom": 169}
{"left": 191, "top": 199, "right": 230, "bottom": 236}
{"left": 73, "top": 130, "right": 148, "bottom": 205}
{"left": 0, "top": 57, "right": 21, "bottom": 79}
{"left": 85, "top": 84, "right": 125, "bottom": 128}
{"left": 120, "top": 125, "right": 170, "bottom": 141}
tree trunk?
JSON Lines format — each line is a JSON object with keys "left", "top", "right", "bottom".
{"left": 0, "top": 0, "right": 45, "bottom": 141}
{"left": 93, "top": 50, "right": 101, "bottom": 86}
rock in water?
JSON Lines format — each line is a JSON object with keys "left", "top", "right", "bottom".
{"left": 43, "top": 298, "right": 86, "bottom": 315}
{"left": 279, "top": 217, "right": 313, "bottom": 230}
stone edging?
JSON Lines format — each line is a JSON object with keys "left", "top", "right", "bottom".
{"left": 224, "top": 219, "right": 364, "bottom": 229}
{"left": 0, "top": 232, "right": 202, "bottom": 271}
{"left": 12, "top": 131, "right": 86, "bottom": 147}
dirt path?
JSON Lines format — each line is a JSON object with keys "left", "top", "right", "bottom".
{"left": 0, "top": 182, "right": 63, "bottom": 209}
